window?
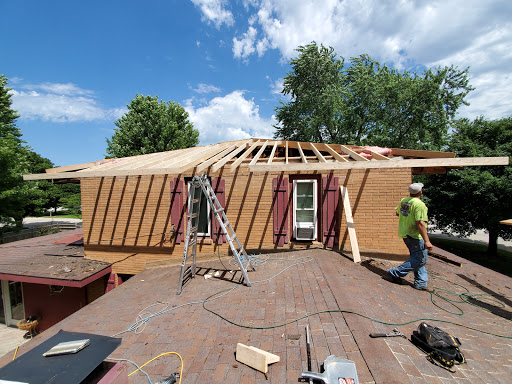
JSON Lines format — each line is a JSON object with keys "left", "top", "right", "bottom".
{"left": 187, "top": 181, "right": 210, "bottom": 236}
{"left": 293, "top": 180, "right": 317, "bottom": 240}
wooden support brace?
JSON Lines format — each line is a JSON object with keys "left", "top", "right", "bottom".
{"left": 236, "top": 343, "right": 280, "bottom": 374}
{"left": 340, "top": 186, "right": 361, "bottom": 263}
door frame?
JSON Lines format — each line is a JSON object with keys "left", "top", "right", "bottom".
{"left": 1, "top": 280, "right": 25, "bottom": 326}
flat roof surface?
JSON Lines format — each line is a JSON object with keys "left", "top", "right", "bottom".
{"left": 0, "top": 229, "right": 110, "bottom": 284}
{"left": 1, "top": 248, "right": 510, "bottom": 383}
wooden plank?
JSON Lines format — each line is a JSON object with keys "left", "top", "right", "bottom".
{"left": 249, "top": 140, "right": 269, "bottom": 165}
{"left": 500, "top": 219, "right": 512, "bottom": 226}
{"left": 45, "top": 161, "right": 99, "bottom": 173}
{"left": 339, "top": 145, "right": 370, "bottom": 161}
{"left": 285, "top": 141, "right": 288, "bottom": 164}
{"left": 354, "top": 146, "right": 390, "bottom": 160}
{"left": 309, "top": 143, "right": 326, "bottom": 162}
{"left": 322, "top": 143, "right": 349, "bottom": 162}
{"left": 176, "top": 142, "right": 235, "bottom": 173}
{"left": 231, "top": 140, "right": 261, "bottom": 171}
{"left": 430, "top": 251, "right": 462, "bottom": 267}
{"left": 340, "top": 186, "right": 361, "bottom": 263}
{"left": 236, "top": 343, "right": 280, "bottom": 374}
{"left": 249, "top": 156, "right": 510, "bottom": 173}
{"left": 390, "top": 148, "right": 456, "bottom": 158}
{"left": 197, "top": 143, "right": 241, "bottom": 172}
{"left": 211, "top": 140, "right": 252, "bottom": 172}
{"left": 268, "top": 141, "right": 279, "bottom": 164}
{"left": 297, "top": 142, "right": 307, "bottom": 163}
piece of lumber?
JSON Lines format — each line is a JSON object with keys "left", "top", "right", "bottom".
{"left": 211, "top": 140, "right": 252, "bottom": 172}
{"left": 236, "top": 343, "right": 280, "bottom": 374}
{"left": 268, "top": 141, "right": 279, "bottom": 164}
{"left": 249, "top": 140, "right": 269, "bottom": 165}
{"left": 322, "top": 143, "right": 349, "bottom": 162}
{"left": 340, "top": 186, "right": 361, "bottom": 263}
{"left": 231, "top": 140, "right": 261, "bottom": 171}
{"left": 297, "top": 142, "right": 307, "bottom": 163}
{"left": 354, "top": 146, "right": 390, "bottom": 160}
{"left": 249, "top": 156, "right": 510, "bottom": 173}
{"left": 197, "top": 143, "right": 240, "bottom": 172}
{"left": 45, "top": 161, "right": 99, "bottom": 173}
{"left": 500, "top": 219, "right": 512, "bottom": 226}
{"left": 429, "top": 251, "right": 462, "bottom": 267}
{"left": 339, "top": 145, "right": 370, "bottom": 161}
{"left": 390, "top": 148, "right": 456, "bottom": 158}
{"left": 309, "top": 143, "right": 326, "bottom": 162}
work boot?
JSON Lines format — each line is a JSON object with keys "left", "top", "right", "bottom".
{"left": 387, "top": 271, "right": 403, "bottom": 285}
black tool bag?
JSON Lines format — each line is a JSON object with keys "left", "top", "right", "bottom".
{"left": 411, "top": 322, "right": 465, "bottom": 371}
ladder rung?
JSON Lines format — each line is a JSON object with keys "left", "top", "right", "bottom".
{"left": 214, "top": 208, "right": 224, "bottom": 213}
{"left": 188, "top": 213, "right": 198, "bottom": 219}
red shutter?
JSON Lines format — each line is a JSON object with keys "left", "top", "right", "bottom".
{"left": 322, "top": 174, "right": 339, "bottom": 248}
{"left": 273, "top": 176, "right": 289, "bottom": 246}
{"left": 170, "top": 178, "right": 184, "bottom": 243}
{"left": 212, "top": 177, "right": 226, "bottom": 244}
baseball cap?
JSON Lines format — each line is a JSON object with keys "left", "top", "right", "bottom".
{"left": 408, "top": 183, "right": 424, "bottom": 194}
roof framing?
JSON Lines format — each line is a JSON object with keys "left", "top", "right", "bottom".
{"left": 23, "top": 138, "right": 509, "bottom": 181}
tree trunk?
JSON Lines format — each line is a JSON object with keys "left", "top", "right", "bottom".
{"left": 487, "top": 230, "right": 498, "bottom": 257}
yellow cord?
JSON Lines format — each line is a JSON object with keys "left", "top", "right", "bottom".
{"left": 128, "top": 351, "right": 183, "bottom": 384}
{"left": 13, "top": 346, "right": 19, "bottom": 360}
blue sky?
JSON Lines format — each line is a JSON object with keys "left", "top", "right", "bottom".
{"left": 2, "top": 0, "right": 511, "bottom": 167}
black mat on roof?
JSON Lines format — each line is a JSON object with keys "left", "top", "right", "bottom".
{"left": 0, "top": 329, "right": 121, "bottom": 384}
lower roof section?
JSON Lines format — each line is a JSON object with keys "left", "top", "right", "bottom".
{"left": 0, "top": 229, "right": 111, "bottom": 287}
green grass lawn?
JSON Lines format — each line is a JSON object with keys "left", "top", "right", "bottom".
{"left": 430, "top": 237, "right": 512, "bottom": 277}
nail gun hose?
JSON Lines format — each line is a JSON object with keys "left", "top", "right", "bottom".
{"left": 202, "top": 289, "right": 512, "bottom": 339}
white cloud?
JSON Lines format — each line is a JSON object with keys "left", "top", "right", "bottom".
{"left": 230, "top": 0, "right": 512, "bottom": 119}
{"left": 190, "top": 0, "right": 234, "bottom": 28}
{"left": 192, "top": 83, "right": 221, "bottom": 94}
{"left": 10, "top": 82, "right": 125, "bottom": 123}
{"left": 233, "top": 26, "right": 259, "bottom": 59}
{"left": 184, "top": 90, "right": 276, "bottom": 145}
{"left": 24, "top": 82, "right": 95, "bottom": 96}
{"left": 267, "top": 76, "right": 283, "bottom": 95}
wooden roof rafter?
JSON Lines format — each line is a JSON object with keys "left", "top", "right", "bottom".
{"left": 267, "top": 141, "right": 279, "bottom": 164}
{"left": 339, "top": 145, "right": 370, "bottom": 161}
{"left": 309, "top": 143, "right": 326, "bottom": 163}
{"left": 322, "top": 143, "right": 349, "bottom": 162}
{"left": 296, "top": 142, "right": 307, "bottom": 163}
{"left": 211, "top": 139, "right": 253, "bottom": 172}
{"left": 230, "top": 140, "right": 261, "bottom": 171}
{"left": 249, "top": 140, "right": 269, "bottom": 166}
{"left": 197, "top": 140, "right": 252, "bottom": 172}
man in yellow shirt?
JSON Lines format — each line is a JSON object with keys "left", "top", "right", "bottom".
{"left": 387, "top": 183, "right": 433, "bottom": 290}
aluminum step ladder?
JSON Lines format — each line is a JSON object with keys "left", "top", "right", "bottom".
{"left": 176, "top": 173, "right": 255, "bottom": 295}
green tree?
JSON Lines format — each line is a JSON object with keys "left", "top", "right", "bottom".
{"left": 425, "top": 117, "right": 512, "bottom": 256}
{"left": 0, "top": 75, "right": 63, "bottom": 228}
{"left": 106, "top": 94, "right": 199, "bottom": 158}
{"left": 275, "top": 42, "right": 473, "bottom": 150}
{"left": 0, "top": 74, "right": 25, "bottom": 229}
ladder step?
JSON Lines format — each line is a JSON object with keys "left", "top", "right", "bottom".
{"left": 214, "top": 207, "right": 224, "bottom": 213}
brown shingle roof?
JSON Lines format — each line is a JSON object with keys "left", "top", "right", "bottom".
{"left": 0, "top": 229, "right": 111, "bottom": 286}
{"left": 2, "top": 248, "right": 510, "bottom": 383}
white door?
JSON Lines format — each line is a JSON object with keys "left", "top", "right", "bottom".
{"left": 1, "top": 280, "right": 25, "bottom": 326}
{"left": 293, "top": 180, "right": 317, "bottom": 240}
